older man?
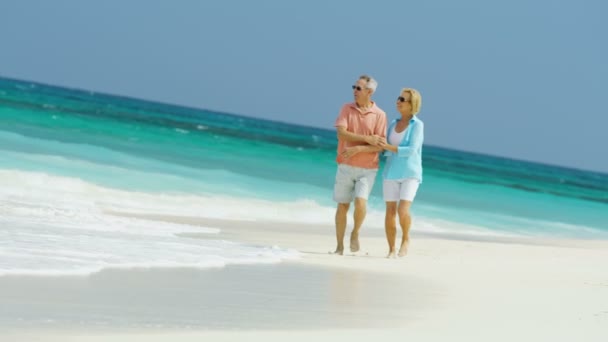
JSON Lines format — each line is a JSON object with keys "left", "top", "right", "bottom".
{"left": 332, "top": 74, "right": 387, "bottom": 255}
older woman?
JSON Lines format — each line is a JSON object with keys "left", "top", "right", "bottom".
{"left": 379, "top": 88, "right": 424, "bottom": 258}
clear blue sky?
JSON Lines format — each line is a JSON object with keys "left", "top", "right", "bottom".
{"left": 1, "top": 0, "right": 606, "bottom": 172}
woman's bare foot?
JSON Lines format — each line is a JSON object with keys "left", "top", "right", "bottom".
{"left": 350, "top": 231, "right": 360, "bottom": 253}
{"left": 386, "top": 250, "right": 397, "bottom": 259}
{"left": 398, "top": 242, "right": 409, "bottom": 257}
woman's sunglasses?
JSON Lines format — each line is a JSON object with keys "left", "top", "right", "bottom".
{"left": 397, "top": 96, "right": 410, "bottom": 103}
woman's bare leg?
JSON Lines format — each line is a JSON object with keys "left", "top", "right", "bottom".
{"left": 385, "top": 202, "right": 398, "bottom": 258}
{"left": 397, "top": 201, "right": 412, "bottom": 257}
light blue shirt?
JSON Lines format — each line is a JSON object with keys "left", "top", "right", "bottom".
{"left": 382, "top": 116, "right": 424, "bottom": 182}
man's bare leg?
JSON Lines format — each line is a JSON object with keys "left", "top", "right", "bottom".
{"left": 385, "top": 202, "right": 398, "bottom": 258}
{"left": 398, "top": 201, "right": 412, "bottom": 257}
{"left": 350, "top": 197, "right": 366, "bottom": 252}
{"left": 334, "top": 203, "right": 350, "bottom": 255}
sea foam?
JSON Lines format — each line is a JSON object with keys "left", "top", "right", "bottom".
{"left": 0, "top": 169, "right": 300, "bottom": 276}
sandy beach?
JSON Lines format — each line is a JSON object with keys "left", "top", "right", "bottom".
{"left": 2, "top": 213, "right": 607, "bottom": 342}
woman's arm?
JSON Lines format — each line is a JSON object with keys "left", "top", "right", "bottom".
{"left": 380, "top": 122, "right": 424, "bottom": 156}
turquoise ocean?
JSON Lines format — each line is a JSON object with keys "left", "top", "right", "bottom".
{"left": 1, "top": 76, "right": 607, "bottom": 276}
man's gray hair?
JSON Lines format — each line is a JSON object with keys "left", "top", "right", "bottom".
{"left": 359, "top": 74, "right": 378, "bottom": 93}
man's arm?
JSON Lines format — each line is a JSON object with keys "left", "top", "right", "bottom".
{"left": 336, "top": 127, "right": 383, "bottom": 146}
{"left": 341, "top": 144, "right": 383, "bottom": 159}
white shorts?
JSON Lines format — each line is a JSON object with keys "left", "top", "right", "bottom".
{"left": 333, "top": 164, "right": 378, "bottom": 203}
{"left": 383, "top": 178, "right": 420, "bottom": 202}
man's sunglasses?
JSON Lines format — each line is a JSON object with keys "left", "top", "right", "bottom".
{"left": 352, "top": 85, "right": 364, "bottom": 91}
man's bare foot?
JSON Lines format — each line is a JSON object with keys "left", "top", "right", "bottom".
{"left": 386, "top": 251, "right": 397, "bottom": 259}
{"left": 331, "top": 247, "right": 344, "bottom": 255}
{"left": 398, "top": 242, "right": 409, "bottom": 257}
{"left": 350, "top": 232, "right": 360, "bottom": 253}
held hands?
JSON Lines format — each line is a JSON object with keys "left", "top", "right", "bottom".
{"left": 365, "top": 135, "right": 386, "bottom": 146}
{"left": 377, "top": 138, "right": 397, "bottom": 152}
{"left": 342, "top": 136, "right": 392, "bottom": 159}
{"left": 366, "top": 135, "right": 393, "bottom": 151}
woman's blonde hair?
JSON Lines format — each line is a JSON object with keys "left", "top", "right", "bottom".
{"left": 402, "top": 88, "right": 422, "bottom": 115}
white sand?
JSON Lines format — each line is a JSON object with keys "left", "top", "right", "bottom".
{"left": 3, "top": 214, "right": 607, "bottom": 342}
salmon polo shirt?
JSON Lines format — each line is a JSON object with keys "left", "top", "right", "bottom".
{"left": 335, "top": 102, "right": 387, "bottom": 169}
